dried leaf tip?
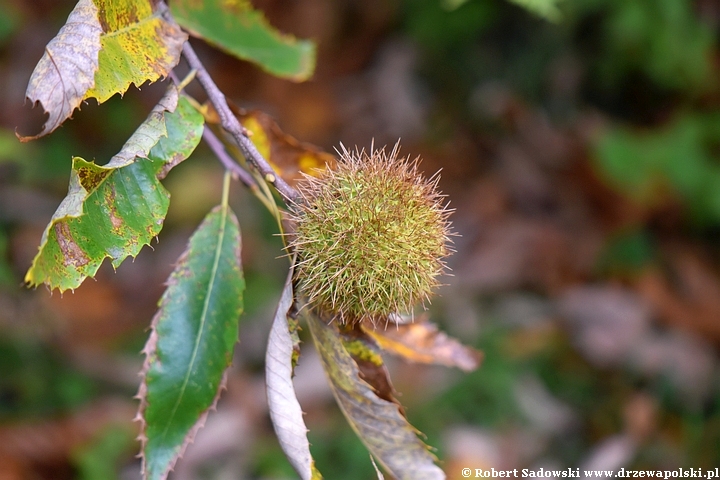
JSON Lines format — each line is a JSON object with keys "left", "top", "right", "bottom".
{"left": 289, "top": 142, "right": 453, "bottom": 326}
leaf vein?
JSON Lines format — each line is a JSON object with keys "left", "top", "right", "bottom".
{"left": 159, "top": 203, "right": 229, "bottom": 442}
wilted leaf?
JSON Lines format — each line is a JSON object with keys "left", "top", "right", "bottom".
{"left": 202, "top": 104, "right": 336, "bottom": 188}
{"left": 21, "top": 0, "right": 102, "bottom": 140}
{"left": 86, "top": 0, "right": 187, "bottom": 103}
{"left": 240, "top": 110, "right": 336, "bottom": 187}
{"left": 363, "top": 321, "right": 482, "bottom": 372}
{"left": 21, "top": 0, "right": 186, "bottom": 140}
{"left": 306, "top": 311, "right": 445, "bottom": 480}
{"left": 25, "top": 90, "right": 204, "bottom": 292}
{"left": 266, "top": 273, "right": 322, "bottom": 480}
{"left": 507, "top": 0, "right": 562, "bottom": 22}
{"left": 139, "top": 204, "right": 244, "bottom": 480}
{"left": 170, "top": 0, "right": 315, "bottom": 81}
{"left": 339, "top": 324, "right": 398, "bottom": 405}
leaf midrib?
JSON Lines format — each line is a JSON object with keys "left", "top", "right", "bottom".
{"left": 159, "top": 205, "right": 229, "bottom": 445}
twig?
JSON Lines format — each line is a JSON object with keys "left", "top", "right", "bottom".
{"left": 181, "top": 41, "right": 299, "bottom": 204}
{"left": 202, "top": 126, "right": 257, "bottom": 189}
{"left": 168, "top": 70, "right": 257, "bottom": 189}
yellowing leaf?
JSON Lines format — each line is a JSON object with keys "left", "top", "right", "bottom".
{"left": 239, "top": 110, "right": 336, "bottom": 187}
{"left": 306, "top": 311, "right": 445, "bottom": 480}
{"left": 363, "top": 321, "right": 482, "bottom": 372}
{"left": 86, "top": 0, "right": 187, "bottom": 103}
{"left": 21, "top": 0, "right": 186, "bottom": 140}
{"left": 20, "top": 0, "right": 102, "bottom": 141}
{"left": 25, "top": 90, "right": 205, "bottom": 292}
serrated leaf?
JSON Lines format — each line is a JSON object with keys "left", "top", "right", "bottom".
{"left": 139, "top": 204, "right": 244, "bottom": 480}
{"left": 506, "top": 0, "right": 562, "bottom": 22}
{"left": 362, "top": 321, "right": 482, "bottom": 372}
{"left": 20, "top": 0, "right": 102, "bottom": 140}
{"left": 21, "top": 0, "right": 186, "bottom": 140}
{"left": 306, "top": 311, "right": 445, "bottom": 480}
{"left": 266, "top": 272, "right": 322, "bottom": 480}
{"left": 25, "top": 90, "right": 204, "bottom": 292}
{"left": 170, "top": 0, "right": 315, "bottom": 81}
{"left": 86, "top": 0, "right": 187, "bottom": 103}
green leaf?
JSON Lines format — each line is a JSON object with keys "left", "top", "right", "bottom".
{"left": 139, "top": 204, "right": 244, "bottom": 480}
{"left": 266, "top": 272, "right": 322, "bottom": 480}
{"left": 86, "top": 0, "right": 187, "bottom": 103}
{"left": 506, "top": 0, "right": 561, "bottom": 22}
{"left": 21, "top": 0, "right": 102, "bottom": 140}
{"left": 306, "top": 312, "right": 445, "bottom": 480}
{"left": 25, "top": 89, "right": 204, "bottom": 292}
{"left": 170, "top": 0, "right": 315, "bottom": 81}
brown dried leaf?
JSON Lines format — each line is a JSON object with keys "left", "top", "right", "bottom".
{"left": 306, "top": 310, "right": 445, "bottom": 480}
{"left": 239, "top": 110, "right": 336, "bottom": 187}
{"left": 266, "top": 272, "right": 321, "bottom": 480}
{"left": 363, "top": 321, "right": 482, "bottom": 372}
{"left": 20, "top": 0, "right": 102, "bottom": 141}
{"left": 204, "top": 103, "right": 336, "bottom": 187}
{"left": 340, "top": 323, "right": 400, "bottom": 405}
{"left": 636, "top": 246, "right": 720, "bottom": 342}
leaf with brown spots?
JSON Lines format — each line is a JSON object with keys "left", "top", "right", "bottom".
{"left": 25, "top": 88, "right": 204, "bottom": 292}
{"left": 306, "top": 310, "right": 445, "bottom": 480}
{"left": 86, "top": 0, "right": 187, "bottom": 103}
{"left": 20, "top": 0, "right": 186, "bottom": 140}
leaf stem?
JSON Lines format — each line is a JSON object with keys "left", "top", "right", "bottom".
{"left": 180, "top": 41, "right": 299, "bottom": 204}
{"left": 203, "top": 126, "right": 257, "bottom": 189}
{"left": 221, "top": 168, "right": 231, "bottom": 209}
{"left": 175, "top": 69, "right": 197, "bottom": 92}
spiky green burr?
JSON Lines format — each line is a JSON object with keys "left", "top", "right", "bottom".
{"left": 289, "top": 144, "right": 452, "bottom": 324}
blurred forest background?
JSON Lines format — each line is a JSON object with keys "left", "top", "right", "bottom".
{"left": 1, "top": 0, "right": 720, "bottom": 478}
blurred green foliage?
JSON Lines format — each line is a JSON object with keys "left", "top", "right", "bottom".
{"left": 593, "top": 0, "right": 714, "bottom": 93}
{"left": 72, "top": 426, "right": 136, "bottom": 480}
{"left": 506, "top": 0, "right": 563, "bottom": 22}
{"left": 404, "top": 0, "right": 719, "bottom": 230}
{"left": 0, "top": 231, "right": 14, "bottom": 286}
{"left": 0, "top": 2, "right": 19, "bottom": 44}
{"left": 595, "top": 114, "right": 720, "bottom": 226}
{"left": 596, "top": 229, "right": 656, "bottom": 277}
{"left": 0, "top": 339, "right": 97, "bottom": 419}
{"left": 309, "top": 426, "right": 377, "bottom": 480}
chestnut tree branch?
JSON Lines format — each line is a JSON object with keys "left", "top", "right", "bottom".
{"left": 202, "top": 126, "right": 257, "bottom": 189}
{"left": 180, "top": 41, "right": 299, "bottom": 204}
